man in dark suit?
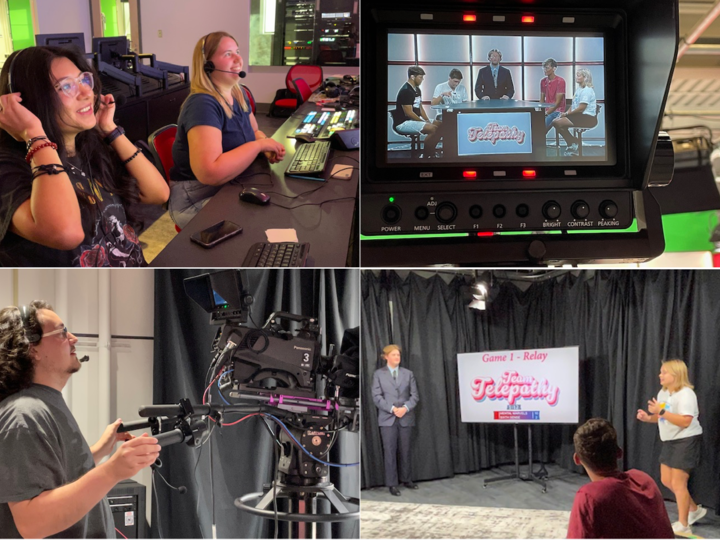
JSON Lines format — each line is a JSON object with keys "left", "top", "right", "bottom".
{"left": 475, "top": 48, "right": 515, "bottom": 100}
{"left": 371, "top": 344, "right": 420, "bottom": 496}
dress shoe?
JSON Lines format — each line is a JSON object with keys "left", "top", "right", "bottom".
{"left": 403, "top": 482, "right": 419, "bottom": 489}
{"left": 389, "top": 486, "right": 401, "bottom": 496}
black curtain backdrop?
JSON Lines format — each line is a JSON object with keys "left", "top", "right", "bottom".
{"left": 152, "top": 269, "right": 360, "bottom": 539}
{"left": 361, "top": 270, "right": 720, "bottom": 516}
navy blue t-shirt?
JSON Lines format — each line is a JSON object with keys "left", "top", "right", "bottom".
{"left": 171, "top": 92, "right": 256, "bottom": 181}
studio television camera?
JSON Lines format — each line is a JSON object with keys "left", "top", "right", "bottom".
{"left": 361, "top": 0, "right": 678, "bottom": 266}
{"left": 120, "top": 270, "right": 359, "bottom": 525}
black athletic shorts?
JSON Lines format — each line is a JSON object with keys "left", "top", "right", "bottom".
{"left": 659, "top": 434, "right": 702, "bottom": 471}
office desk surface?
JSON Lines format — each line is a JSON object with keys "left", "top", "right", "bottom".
{"left": 431, "top": 100, "right": 551, "bottom": 110}
{"left": 150, "top": 104, "right": 359, "bottom": 268}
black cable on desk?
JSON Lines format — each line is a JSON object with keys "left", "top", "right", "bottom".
{"left": 269, "top": 196, "right": 356, "bottom": 210}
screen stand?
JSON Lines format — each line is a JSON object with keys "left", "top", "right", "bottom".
{"left": 482, "top": 424, "right": 547, "bottom": 493}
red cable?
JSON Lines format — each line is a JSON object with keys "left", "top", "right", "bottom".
{"left": 115, "top": 527, "right": 129, "bottom": 540}
{"left": 222, "top": 412, "right": 260, "bottom": 426}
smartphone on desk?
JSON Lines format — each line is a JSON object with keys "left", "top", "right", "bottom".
{"left": 190, "top": 220, "right": 242, "bottom": 248}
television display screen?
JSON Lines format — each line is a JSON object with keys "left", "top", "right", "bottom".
{"left": 385, "top": 31, "right": 613, "bottom": 167}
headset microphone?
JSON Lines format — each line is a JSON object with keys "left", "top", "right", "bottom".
{"left": 79, "top": 355, "right": 90, "bottom": 363}
{"left": 204, "top": 63, "right": 246, "bottom": 78}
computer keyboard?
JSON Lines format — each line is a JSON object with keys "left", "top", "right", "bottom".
{"left": 242, "top": 242, "right": 310, "bottom": 267}
{"left": 286, "top": 141, "right": 332, "bottom": 175}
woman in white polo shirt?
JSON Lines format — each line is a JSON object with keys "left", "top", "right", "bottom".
{"left": 637, "top": 359, "right": 705, "bottom": 536}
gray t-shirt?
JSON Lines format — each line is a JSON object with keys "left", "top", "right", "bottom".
{"left": 0, "top": 384, "right": 115, "bottom": 538}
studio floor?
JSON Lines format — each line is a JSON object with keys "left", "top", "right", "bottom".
{"left": 360, "top": 464, "right": 720, "bottom": 539}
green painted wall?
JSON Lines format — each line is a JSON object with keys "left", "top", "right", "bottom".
{"left": 7, "top": 0, "right": 34, "bottom": 50}
{"left": 101, "top": 0, "right": 119, "bottom": 37}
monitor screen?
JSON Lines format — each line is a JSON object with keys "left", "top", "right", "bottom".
{"left": 385, "top": 30, "right": 612, "bottom": 168}
{"left": 36, "top": 33, "right": 86, "bottom": 53}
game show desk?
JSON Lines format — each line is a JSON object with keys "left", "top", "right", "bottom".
{"left": 433, "top": 99, "right": 550, "bottom": 152}
{"left": 150, "top": 103, "right": 359, "bottom": 267}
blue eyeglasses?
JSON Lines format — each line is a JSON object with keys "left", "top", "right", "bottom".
{"left": 54, "top": 72, "right": 94, "bottom": 99}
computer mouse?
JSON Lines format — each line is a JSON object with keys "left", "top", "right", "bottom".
{"left": 295, "top": 133, "right": 316, "bottom": 144}
{"left": 239, "top": 187, "right": 270, "bottom": 205}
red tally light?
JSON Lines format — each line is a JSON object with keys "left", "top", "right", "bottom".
{"left": 522, "top": 170, "right": 537, "bottom": 178}
{"left": 463, "top": 170, "right": 477, "bottom": 179}
{"left": 476, "top": 232, "right": 494, "bottom": 237}
{"left": 463, "top": 14, "right": 477, "bottom": 22}
{"left": 522, "top": 16, "right": 535, "bottom": 23}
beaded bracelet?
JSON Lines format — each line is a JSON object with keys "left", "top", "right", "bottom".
{"left": 26, "top": 141, "right": 58, "bottom": 164}
{"left": 122, "top": 147, "right": 142, "bottom": 165}
{"left": 26, "top": 136, "right": 48, "bottom": 151}
{"left": 31, "top": 163, "right": 67, "bottom": 180}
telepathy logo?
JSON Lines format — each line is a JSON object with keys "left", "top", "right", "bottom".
{"left": 467, "top": 123, "right": 526, "bottom": 145}
{"left": 471, "top": 370, "right": 559, "bottom": 405}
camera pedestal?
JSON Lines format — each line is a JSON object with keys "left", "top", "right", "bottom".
{"left": 234, "top": 482, "right": 359, "bottom": 522}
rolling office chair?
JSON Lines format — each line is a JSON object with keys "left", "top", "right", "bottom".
{"left": 269, "top": 64, "right": 323, "bottom": 116}
{"left": 240, "top": 84, "right": 256, "bottom": 115}
{"left": 148, "top": 124, "right": 182, "bottom": 233}
{"left": 291, "top": 78, "right": 314, "bottom": 107}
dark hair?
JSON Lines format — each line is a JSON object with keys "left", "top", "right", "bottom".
{"left": 573, "top": 418, "right": 619, "bottom": 472}
{"left": 449, "top": 69, "right": 463, "bottom": 80}
{"left": 0, "top": 300, "right": 52, "bottom": 402}
{"left": 0, "top": 46, "right": 141, "bottom": 229}
{"left": 543, "top": 58, "right": 558, "bottom": 68}
{"left": 408, "top": 66, "right": 425, "bottom": 78}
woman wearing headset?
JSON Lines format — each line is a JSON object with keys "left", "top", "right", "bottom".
{"left": 169, "top": 31, "right": 286, "bottom": 229}
{"left": 0, "top": 46, "right": 169, "bottom": 267}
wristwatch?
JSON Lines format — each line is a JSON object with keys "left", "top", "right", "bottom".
{"left": 659, "top": 408, "right": 666, "bottom": 416}
{"left": 103, "top": 126, "right": 125, "bottom": 145}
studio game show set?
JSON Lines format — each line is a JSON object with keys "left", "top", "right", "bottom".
{"left": 361, "top": 0, "right": 678, "bottom": 266}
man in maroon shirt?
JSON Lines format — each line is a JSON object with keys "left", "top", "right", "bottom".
{"left": 540, "top": 58, "right": 566, "bottom": 134}
{"left": 567, "top": 418, "right": 674, "bottom": 539}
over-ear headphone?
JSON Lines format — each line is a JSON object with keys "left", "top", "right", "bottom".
{"left": 201, "top": 33, "right": 246, "bottom": 78}
{"left": 20, "top": 305, "right": 41, "bottom": 344}
{"left": 202, "top": 34, "right": 215, "bottom": 74}
{"left": 7, "top": 48, "right": 28, "bottom": 94}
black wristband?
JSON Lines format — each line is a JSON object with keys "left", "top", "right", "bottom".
{"left": 103, "top": 126, "right": 125, "bottom": 145}
{"left": 31, "top": 163, "right": 67, "bottom": 180}
{"left": 122, "top": 147, "right": 142, "bottom": 165}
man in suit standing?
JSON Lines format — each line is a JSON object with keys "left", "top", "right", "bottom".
{"left": 372, "top": 344, "right": 420, "bottom": 496}
{"left": 475, "top": 49, "right": 515, "bottom": 100}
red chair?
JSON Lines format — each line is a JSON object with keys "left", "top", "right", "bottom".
{"left": 270, "top": 64, "right": 323, "bottom": 116}
{"left": 240, "top": 84, "right": 256, "bottom": 115}
{"left": 292, "top": 78, "right": 313, "bottom": 107}
{"left": 148, "top": 124, "right": 182, "bottom": 233}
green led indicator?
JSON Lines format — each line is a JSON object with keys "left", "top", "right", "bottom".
{"left": 389, "top": 197, "right": 395, "bottom": 203}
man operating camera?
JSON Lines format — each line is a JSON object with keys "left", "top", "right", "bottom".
{"left": 0, "top": 300, "right": 160, "bottom": 538}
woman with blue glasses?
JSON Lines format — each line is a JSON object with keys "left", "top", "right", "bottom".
{"left": 0, "top": 46, "right": 169, "bottom": 267}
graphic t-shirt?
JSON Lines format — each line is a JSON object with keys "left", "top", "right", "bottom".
{"left": 0, "top": 150, "right": 145, "bottom": 267}
{"left": 656, "top": 386, "right": 703, "bottom": 441}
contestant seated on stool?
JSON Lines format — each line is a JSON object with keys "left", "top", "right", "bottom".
{"left": 567, "top": 418, "right": 673, "bottom": 539}
{"left": 551, "top": 68, "right": 597, "bottom": 157}
{"left": 539, "top": 58, "right": 566, "bottom": 135}
{"left": 390, "top": 66, "right": 442, "bottom": 157}
{"left": 169, "top": 31, "right": 286, "bottom": 229}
